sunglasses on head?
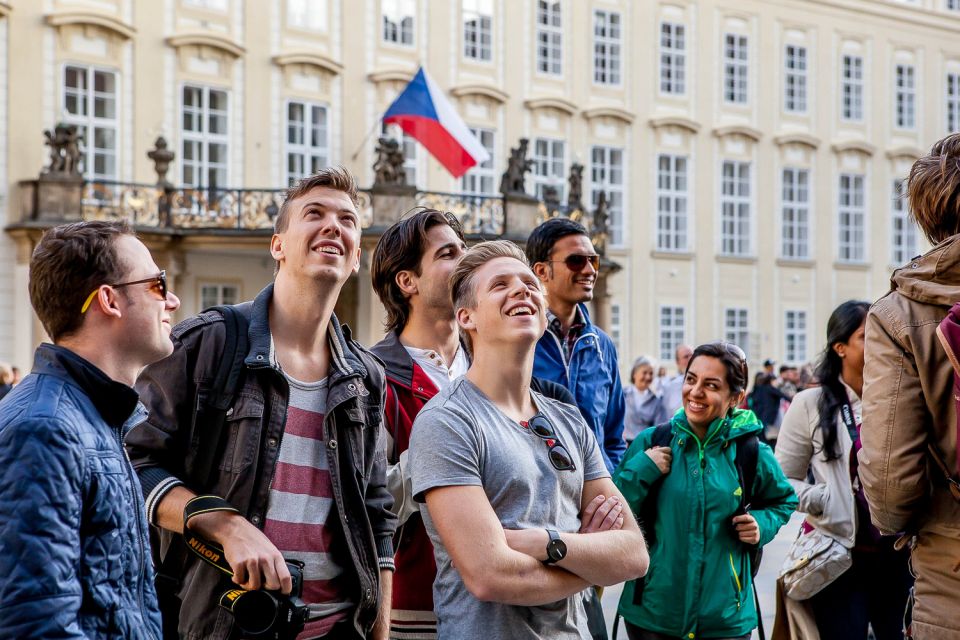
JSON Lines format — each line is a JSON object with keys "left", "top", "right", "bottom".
{"left": 523, "top": 414, "right": 577, "bottom": 472}
{"left": 81, "top": 270, "right": 168, "bottom": 313}
{"left": 548, "top": 254, "right": 600, "bottom": 273}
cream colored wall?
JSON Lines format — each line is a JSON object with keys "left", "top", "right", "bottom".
{"left": 3, "top": 0, "right": 960, "bottom": 375}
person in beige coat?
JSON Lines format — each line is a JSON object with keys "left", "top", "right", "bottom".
{"left": 777, "top": 301, "right": 911, "bottom": 640}
{"left": 861, "top": 133, "right": 960, "bottom": 640}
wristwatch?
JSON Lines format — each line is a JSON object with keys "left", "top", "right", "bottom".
{"left": 543, "top": 529, "right": 567, "bottom": 565}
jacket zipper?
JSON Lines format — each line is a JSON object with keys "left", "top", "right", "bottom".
{"left": 728, "top": 552, "right": 743, "bottom": 609}
{"left": 546, "top": 328, "right": 601, "bottom": 383}
{"left": 118, "top": 426, "right": 149, "bottom": 624}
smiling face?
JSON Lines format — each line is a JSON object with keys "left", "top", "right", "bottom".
{"left": 456, "top": 256, "right": 546, "bottom": 352}
{"left": 534, "top": 233, "right": 598, "bottom": 308}
{"left": 408, "top": 223, "right": 467, "bottom": 317}
{"left": 682, "top": 355, "right": 743, "bottom": 433}
{"left": 112, "top": 235, "right": 181, "bottom": 367}
{"left": 632, "top": 364, "right": 654, "bottom": 391}
{"left": 270, "top": 186, "right": 361, "bottom": 283}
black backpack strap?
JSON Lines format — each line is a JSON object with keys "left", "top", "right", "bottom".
{"left": 650, "top": 422, "right": 673, "bottom": 448}
{"left": 632, "top": 422, "right": 673, "bottom": 606}
{"left": 734, "top": 433, "right": 764, "bottom": 640}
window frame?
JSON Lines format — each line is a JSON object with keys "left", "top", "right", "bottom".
{"left": 659, "top": 305, "right": 686, "bottom": 363}
{"left": 593, "top": 9, "right": 622, "bottom": 86}
{"left": 531, "top": 137, "right": 565, "bottom": 201}
{"left": 784, "top": 44, "right": 808, "bottom": 114}
{"left": 838, "top": 173, "right": 866, "bottom": 263}
{"left": 535, "top": 1, "right": 563, "bottom": 76}
{"left": 285, "top": 99, "right": 329, "bottom": 187}
{"left": 461, "top": 127, "right": 496, "bottom": 195}
{"left": 659, "top": 21, "right": 686, "bottom": 96}
{"left": 841, "top": 54, "right": 865, "bottom": 122}
{"left": 199, "top": 281, "right": 241, "bottom": 310}
{"left": 656, "top": 153, "right": 690, "bottom": 252}
{"left": 180, "top": 84, "right": 231, "bottom": 189}
{"left": 382, "top": 0, "right": 416, "bottom": 47}
{"left": 719, "top": 159, "right": 752, "bottom": 257}
{"left": 463, "top": 0, "right": 493, "bottom": 62}
{"left": 780, "top": 167, "right": 811, "bottom": 260}
{"left": 784, "top": 310, "right": 808, "bottom": 364}
{"left": 947, "top": 72, "right": 960, "bottom": 133}
{"left": 590, "top": 144, "right": 626, "bottom": 247}
{"left": 895, "top": 63, "right": 917, "bottom": 130}
{"left": 890, "top": 178, "right": 918, "bottom": 265}
{"left": 723, "top": 33, "right": 749, "bottom": 105}
{"left": 61, "top": 64, "right": 120, "bottom": 181}
{"left": 724, "top": 307, "right": 750, "bottom": 359}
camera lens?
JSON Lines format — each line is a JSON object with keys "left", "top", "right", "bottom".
{"left": 230, "top": 590, "right": 279, "bottom": 635}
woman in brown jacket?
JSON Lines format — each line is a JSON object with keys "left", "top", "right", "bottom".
{"left": 860, "top": 133, "right": 960, "bottom": 640}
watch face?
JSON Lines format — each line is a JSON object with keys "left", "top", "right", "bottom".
{"left": 547, "top": 539, "right": 567, "bottom": 562}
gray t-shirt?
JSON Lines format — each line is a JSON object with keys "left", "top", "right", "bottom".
{"left": 410, "top": 378, "right": 609, "bottom": 640}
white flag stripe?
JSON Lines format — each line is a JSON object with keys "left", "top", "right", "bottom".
{"left": 421, "top": 67, "right": 491, "bottom": 164}
{"left": 265, "top": 490, "right": 334, "bottom": 526}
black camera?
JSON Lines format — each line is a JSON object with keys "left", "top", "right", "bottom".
{"left": 218, "top": 559, "right": 310, "bottom": 640}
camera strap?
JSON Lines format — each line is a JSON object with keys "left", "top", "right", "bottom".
{"left": 181, "top": 495, "right": 240, "bottom": 576}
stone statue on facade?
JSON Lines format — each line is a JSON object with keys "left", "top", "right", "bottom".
{"left": 567, "top": 163, "right": 584, "bottom": 212}
{"left": 147, "top": 136, "right": 175, "bottom": 190}
{"left": 542, "top": 185, "right": 561, "bottom": 214}
{"left": 499, "top": 138, "right": 533, "bottom": 196}
{"left": 591, "top": 190, "right": 610, "bottom": 256}
{"left": 42, "top": 123, "right": 84, "bottom": 178}
{"left": 372, "top": 136, "right": 407, "bottom": 187}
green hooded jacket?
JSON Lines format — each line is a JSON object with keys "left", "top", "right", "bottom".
{"left": 613, "top": 409, "right": 797, "bottom": 639}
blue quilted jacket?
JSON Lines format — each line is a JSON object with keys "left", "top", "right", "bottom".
{"left": 0, "top": 344, "right": 162, "bottom": 639}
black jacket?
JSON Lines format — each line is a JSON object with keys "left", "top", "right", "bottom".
{"left": 125, "top": 284, "right": 396, "bottom": 640}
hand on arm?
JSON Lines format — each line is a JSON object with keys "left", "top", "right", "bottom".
{"left": 424, "top": 485, "right": 590, "bottom": 606}
{"left": 154, "top": 486, "right": 292, "bottom": 594}
{"left": 504, "top": 478, "right": 648, "bottom": 586}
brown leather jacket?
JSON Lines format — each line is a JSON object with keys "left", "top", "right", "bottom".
{"left": 861, "top": 235, "right": 960, "bottom": 538}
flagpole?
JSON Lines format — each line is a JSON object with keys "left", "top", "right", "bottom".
{"left": 350, "top": 115, "right": 384, "bottom": 162}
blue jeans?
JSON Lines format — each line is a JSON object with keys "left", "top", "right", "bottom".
{"left": 809, "top": 547, "right": 913, "bottom": 640}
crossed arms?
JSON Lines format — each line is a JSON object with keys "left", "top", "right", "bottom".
{"left": 423, "top": 477, "right": 648, "bottom": 606}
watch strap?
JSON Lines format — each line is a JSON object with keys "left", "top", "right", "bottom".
{"left": 544, "top": 529, "right": 563, "bottom": 565}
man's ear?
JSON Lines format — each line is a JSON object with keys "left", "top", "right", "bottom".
{"left": 456, "top": 306, "right": 475, "bottom": 332}
{"left": 269, "top": 234, "right": 284, "bottom": 262}
{"left": 395, "top": 270, "right": 418, "bottom": 297}
{"left": 352, "top": 247, "right": 361, "bottom": 275}
{"left": 97, "top": 287, "right": 123, "bottom": 320}
{"left": 532, "top": 261, "right": 550, "bottom": 283}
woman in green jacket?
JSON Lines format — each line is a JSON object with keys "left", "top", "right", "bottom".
{"left": 614, "top": 342, "right": 797, "bottom": 640}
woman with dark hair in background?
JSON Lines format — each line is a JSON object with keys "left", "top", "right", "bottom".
{"left": 775, "top": 301, "right": 912, "bottom": 640}
{"left": 614, "top": 342, "right": 797, "bottom": 640}
{"left": 623, "top": 356, "right": 669, "bottom": 446}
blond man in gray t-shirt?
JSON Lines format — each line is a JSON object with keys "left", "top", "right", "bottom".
{"left": 410, "top": 241, "right": 648, "bottom": 640}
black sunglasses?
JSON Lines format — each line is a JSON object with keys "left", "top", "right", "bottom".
{"left": 547, "top": 254, "right": 600, "bottom": 273}
{"left": 523, "top": 414, "right": 577, "bottom": 472}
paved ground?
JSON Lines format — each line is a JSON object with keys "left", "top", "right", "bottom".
{"left": 602, "top": 512, "right": 805, "bottom": 639}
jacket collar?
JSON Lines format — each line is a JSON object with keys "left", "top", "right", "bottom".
{"left": 33, "top": 343, "right": 141, "bottom": 428}
{"left": 371, "top": 330, "right": 459, "bottom": 396}
{"left": 673, "top": 407, "right": 763, "bottom": 445}
{"left": 244, "top": 282, "right": 367, "bottom": 380}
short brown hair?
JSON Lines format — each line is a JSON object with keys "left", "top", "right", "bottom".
{"left": 371, "top": 209, "right": 465, "bottom": 333}
{"left": 450, "top": 240, "right": 531, "bottom": 355}
{"left": 29, "top": 220, "right": 134, "bottom": 341}
{"left": 908, "top": 133, "right": 960, "bottom": 244}
{"left": 274, "top": 166, "right": 360, "bottom": 234}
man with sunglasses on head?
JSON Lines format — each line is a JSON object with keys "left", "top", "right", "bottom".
{"left": 409, "top": 240, "right": 647, "bottom": 640}
{"left": 0, "top": 221, "right": 179, "bottom": 638}
{"left": 125, "top": 167, "right": 396, "bottom": 640}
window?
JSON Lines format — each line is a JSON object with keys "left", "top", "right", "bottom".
{"left": 724, "top": 308, "right": 750, "bottom": 359}
{"left": 536, "top": 1, "right": 562, "bottom": 75}
{"left": 891, "top": 178, "right": 919, "bottom": 265}
{"left": 949, "top": 0, "right": 960, "bottom": 9}
{"left": 784, "top": 45, "right": 807, "bottom": 113}
{"left": 841, "top": 55, "right": 864, "bottom": 121}
{"left": 531, "top": 138, "right": 565, "bottom": 201}
{"left": 461, "top": 128, "right": 495, "bottom": 195}
{"left": 723, "top": 34, "right": 748, "bottom": 104}
{"left": 659, "top": 306, "right": 686, "bottom": 363}
{"left": 63, "top": 65, "right": 118, "bottom": 180}
{"left": 948, "top": 73, "right": 960, "bottom": 133}
{"left": 656, "top": 154, "right": 689, "bottom": 251}
{"left": 660, "top": 22, "right": 686, "bottom": 95}
{"left": 781, "top": 168, "right": 810, "bottom": 259}
{"left": 784, "top": 310, "right": 808, "bottom": 364}
{"left": 610, "top": 304, "right": 622, "bottom": 355}
{"left": 181, "top": 85, "right": 229, "bottom": 188}
{"left": 184, "top": 0, "right": 228, "bottom": 10}
{"left": 287, "top": 0, "right": 326, "bottom": 30}
{"left": 382, "top": 0, "right": 415, "bottom": 46}
{"left": 200, "top": 283, "right": 239, "bottom": 310}
{"left": 286, "top": 101, "right": 328, "bottom": 186}
{"left": 593, "top": 10, "right": 621, "bottom": 85}
{"left": 382, "top": 122, "right": 418, "bottom": 187}
{"left": 720, "top": 160, "right": 751, "bottom": 256}
{"left": 896, "top": 64, "right": 916, "bottom": 129}
{"left": 838, "top": 173, "right": 866, "bottom": 262}
{"left": 463, "top": 0, "right": 493, "bottom": 62}
{"left": 591, "top": 145, "right": 625, "bottom": 246}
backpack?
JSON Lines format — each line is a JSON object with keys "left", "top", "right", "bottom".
{"left": 935, "top": 305, "right": 960, "bottom": 504}
{"left": 154, "top": 305, "right": 250, "bottom": 639}
{"left": 634, "top": 423, "right": 763, "bottom": 600}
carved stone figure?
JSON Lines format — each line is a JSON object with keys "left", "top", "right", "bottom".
{"left": 591, "top": 191, "right": 610, "bottom": 256}
{"left": 373, "top": 136, "right": 407, "bottom": 187}
{"left": 567, "top": 163, "right": 584, "bottom": 212}
{"left": 542, "top": 185, "right": 561, "bottom": 213}
{"left": 42, "top": 123, "right": 84, "bottom": 177}
{"left": 499, "top": 138, "right": 533, "bottom": 196}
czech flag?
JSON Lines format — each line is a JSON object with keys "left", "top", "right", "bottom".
{"left": 383, "top": 67, "right": 491, "bottom": 178}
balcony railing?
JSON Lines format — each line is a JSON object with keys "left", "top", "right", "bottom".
{"left": 415, "top": 190, "right": 504, "bottom": 236}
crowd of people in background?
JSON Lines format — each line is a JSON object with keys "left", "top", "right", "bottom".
{"left": 4, "top": 133, "right": 960, "bottom": 640}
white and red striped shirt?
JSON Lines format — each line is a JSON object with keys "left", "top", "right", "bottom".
{"left": 262, "top": 375, "right": 353, "bottom": 639}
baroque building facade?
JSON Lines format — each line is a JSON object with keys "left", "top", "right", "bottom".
{"left": 3, "top": 0, "right": 960, "bottom": 374}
